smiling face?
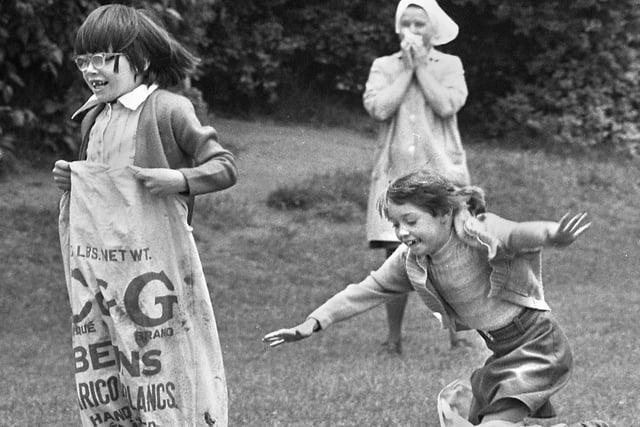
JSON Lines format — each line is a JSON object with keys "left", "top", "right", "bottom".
{"left": 387, "top": 201, "right": 452, "bottom": 257}
{"left": 398, "top": 5, "right": 437, "bottom": 47}
{"left": 81, "top": 53, "right": 143, "bottom": 103}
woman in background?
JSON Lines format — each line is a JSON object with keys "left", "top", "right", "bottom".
{"left": 363, "top": 0, "right": 470, "bottom": 353}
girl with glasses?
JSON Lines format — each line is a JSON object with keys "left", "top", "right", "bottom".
{"left": 73, "top": 52, "right": 124, "bottom": 72}
{"left": 52, "top": 4, "right": 236, "bottom": 426}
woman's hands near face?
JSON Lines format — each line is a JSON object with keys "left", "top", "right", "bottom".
{"left": 412, "top": 43, "right": 430, "bottom": 67}
{"left": 402, "top": 29, "right": 423, "bottom": 48}
{"left": 401, "top": 45, "right": 415, "bottom": 70}
{"left": 400, "top": 29, "right": 431, "bottom": 69}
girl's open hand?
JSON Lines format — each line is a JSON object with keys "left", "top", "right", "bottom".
{"left": 262, "top": 318, "right": 319, "bottom": 348}
{"left": 130, "top": 166, "right": 188, "bottom": 196}
{"left": 549, "top": 212, "right": 591, "bottom": 247}
{"left": 52, "top": 159, "right": 71, "bottom": 191}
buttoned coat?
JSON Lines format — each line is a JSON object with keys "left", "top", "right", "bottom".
{"left": 363, "top": 49, "right": 469, "bottom": 245}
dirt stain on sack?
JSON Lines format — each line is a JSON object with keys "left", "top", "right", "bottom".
{"left": 204, "top": 411, "right": 216, "bottom": 425}
{"left": 113, "top": 305, "right": 127, "bottom": 319}
{"left": 134, "top": 329, "right": 150, "bottom": 347}
{"left": 183, "top": 274, "right": 193, "bottom": 286}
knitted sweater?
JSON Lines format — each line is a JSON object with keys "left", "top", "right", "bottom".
{"left": 309, "top": 210, "right": 556, "bottom": 332}
{"left": 76, "top": 89, "right": 237, "bottom": 197}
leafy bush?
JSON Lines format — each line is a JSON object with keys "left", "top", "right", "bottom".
{"left": 197, "top": 0, "right": 396, "bottom": 111}
{"left": 1, "top": 0, "right": 639, "bottom": 164}
{"left": 447, "top": 0, "right": 640, "bottom": 154}
{"left": 0, "top": 0, "right": 95, "bottom": 164}
{"left": 200, "top": 0, "right": 640, "bottom": 154}
{"left": 0, "top": 0, "right": 218, "bottom": 170}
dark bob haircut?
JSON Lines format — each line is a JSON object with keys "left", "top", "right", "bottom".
{"left": 74, "top": 4, "right": 199, "bottom": 87}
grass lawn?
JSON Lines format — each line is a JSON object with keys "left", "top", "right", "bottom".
{"left": 1, "top": 117, "right": 638, "bottom": 426}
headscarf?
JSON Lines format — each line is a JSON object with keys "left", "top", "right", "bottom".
{"left": 394, "top": 0, "right": 459, "bottom": 45}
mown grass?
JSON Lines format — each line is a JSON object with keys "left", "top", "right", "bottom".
{"left": 1, "top": 119, "right": 638, "bottom": 426}
{"left": 266, "top": 169, "right": 369, "bottom": 222}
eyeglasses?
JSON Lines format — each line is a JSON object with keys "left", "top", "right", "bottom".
{"left": 73, "top": 53, "right": 123, "bottom": 71}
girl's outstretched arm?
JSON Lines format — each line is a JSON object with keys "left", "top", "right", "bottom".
{"left": 511, "top": 212, "right": 591, "bottom": 250}
{"left": 547, "top": 212, "right": 591, "bottom": 247}
{"left": 263, "top": 249, "right": 412, "bottom": 347}
{"left": 263, "top": 318, "right": 320, "bottom": 348}
{"left": 484, "top": 212, "right": 591, "bottom": 253}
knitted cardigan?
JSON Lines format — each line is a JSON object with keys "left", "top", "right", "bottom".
{"left": 75, "top": 89, "right": 237, "bottom": 221}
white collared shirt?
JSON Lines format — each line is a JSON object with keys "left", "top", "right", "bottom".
{"left": 74, "top": 84, "right": 158, "bottom": 166}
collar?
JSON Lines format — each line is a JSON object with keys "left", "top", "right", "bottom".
{"left": 456, "top": 210, "right": 500, "bottom": 259}
{"left": 428, "top": 227, "right": 457, "bottom": 262}
{"left": 71, "top": 84, "right": 158, "bottom": 119}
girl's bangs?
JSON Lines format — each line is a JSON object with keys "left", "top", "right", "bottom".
{"left": 74, "top": 10, "right": 138, "bottom": 54}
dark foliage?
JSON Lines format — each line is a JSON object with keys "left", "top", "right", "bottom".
{"left": 0, "top": 0, "right": 216, "bottom": 163}
{"left": 1, "top": 0, "right": 638, "bottom": 170}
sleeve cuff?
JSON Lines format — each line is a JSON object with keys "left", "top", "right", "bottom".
{"left": 178, "top": 170, "right": 190, "bottom": 195}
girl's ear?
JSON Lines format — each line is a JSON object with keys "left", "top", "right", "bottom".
{"left": 440, "top": 208, "right": 453, "bottom": 224}
{"left": 135, "top": 60, "right": 150, "bottom": 79}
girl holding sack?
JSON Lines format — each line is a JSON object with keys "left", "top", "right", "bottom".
{"left": 52, "top": 5, "right": 236, "bottom": 426}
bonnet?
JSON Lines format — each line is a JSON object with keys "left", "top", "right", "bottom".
{"left": 395, "top": 0, "right": 459, "bottom": 45}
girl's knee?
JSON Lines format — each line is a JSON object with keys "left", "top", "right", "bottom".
{"left": 476, "top": 398, "right": 529, "bottom": 425}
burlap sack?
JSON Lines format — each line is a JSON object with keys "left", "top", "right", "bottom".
{"left": 59, "top": 162, "right": 227, "bottom": 427}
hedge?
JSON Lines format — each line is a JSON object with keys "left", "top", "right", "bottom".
{"left": 1, "top": 0, "right": 638, "bottom": 162}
